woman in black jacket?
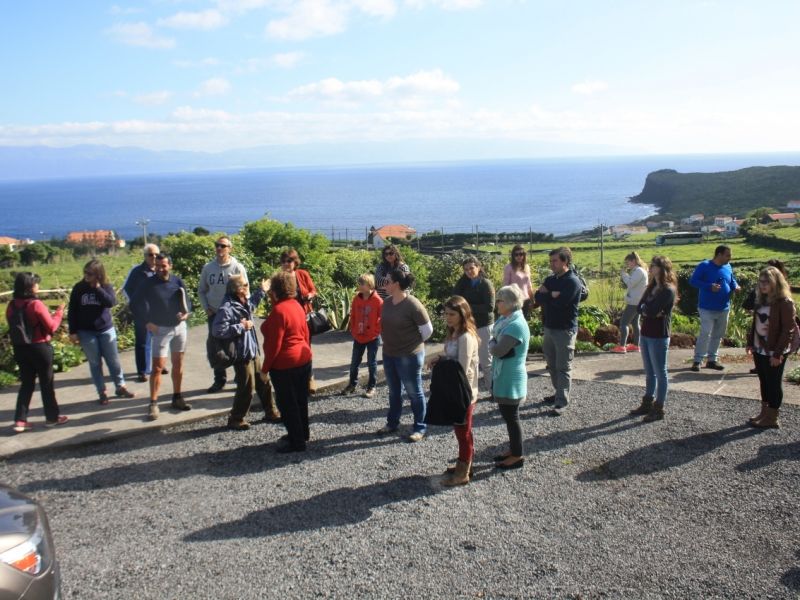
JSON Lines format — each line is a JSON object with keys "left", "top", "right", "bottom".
{"left": 452, "top": 257, "right": 495, "bottom": 391}
{"left": 629, "top": 256, "right": 677, "bottom": 422}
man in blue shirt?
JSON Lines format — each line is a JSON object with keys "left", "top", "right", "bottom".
{"left": 534, "top": 247, "right": 582, "bottom": 416}
{"left": 689, "top": 245, "right": 739, "bottom": 371}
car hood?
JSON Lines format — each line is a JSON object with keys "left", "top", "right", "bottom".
{"left": 0, "top": 486, "right": 39, "bottom": 555}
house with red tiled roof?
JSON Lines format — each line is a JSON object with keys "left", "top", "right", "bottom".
{"left": 65, "top": 230, "right": 123, "bottom": 249}
{"left": 767, "top": 213, "right": 799, "bottom": 225}
{"left": 370, "top": 224, "right": 417, "bottom": 248}
{"left": 0, "top": 236, "right": 21, "bottom": 251}
{"left": 786, "top": 200, "right": 800, "bottom": 210}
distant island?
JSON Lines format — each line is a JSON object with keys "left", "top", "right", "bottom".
{"left": 630, "top": 166, "right": 800, "bottom": 219}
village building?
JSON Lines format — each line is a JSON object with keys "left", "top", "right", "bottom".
{"left": 369, "top": 224, "right": 417, "bottom": 248}
{"left": 767, "top": 213, "right": 799, "bottom": 225}
{"left": 65, "top": 230, "right": 125, "bottom": 249}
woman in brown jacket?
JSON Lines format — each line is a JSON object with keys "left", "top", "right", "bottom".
{"left": 746, "top": 266, "right": 797, "bottom": 428}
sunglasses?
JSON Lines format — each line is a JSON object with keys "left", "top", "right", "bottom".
{"left": 215, "top": 244, "right": 230, "bottom": 249}
{"left": 146, "top": 253, "right": 157, "bottom": 257}
{"left": 384, "top": 252, "right": 395, "bottom": 256}
{"left": 513, "top": 252, "right": 525, "bottom": 257}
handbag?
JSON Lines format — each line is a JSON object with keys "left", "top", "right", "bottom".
{"left": 307, "top": 308, "right": 332, "bottom": 336}
{"left": 206, "top": 335, "right": 238, "bottom": 370}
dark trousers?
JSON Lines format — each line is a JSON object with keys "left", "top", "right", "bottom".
{"left": 207, "top": 316, "right": 227, "bottom": 385}
{"left": 754, "top": 352, "right": 788, "bottom": 409}
{"left": 498, "top": 403, "right": 523, "bottom": 457}
{"left": 230, "top": 360, "right": 256, "bottom": 422}
{"left": 270, "top": 361, "right": 312, "bottom": 449}
{"left": 133, "top": 319, "right": 151, "bottom": 375}
{"left": 348, "top": 338, "right": 379, "bottom": 388}
{"left": 13, "top": 343, "right": 60, "bottom": 422}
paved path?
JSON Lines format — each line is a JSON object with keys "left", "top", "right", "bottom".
{"left": 1, "top": 324, "right": 797, "bottom": 458}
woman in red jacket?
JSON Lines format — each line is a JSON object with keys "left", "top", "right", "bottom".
{"left": 260, "top": 271, "right": 313, "bottom": 453}
{"left": 6, "top": 272, "right": 68, "bottom": 432}
{"left": 280, "top": 248, "right": 316, "bottom": 314}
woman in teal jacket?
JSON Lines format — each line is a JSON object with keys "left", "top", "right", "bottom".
{"left": 490, "top": 285, "right": 531, "bottom": 470}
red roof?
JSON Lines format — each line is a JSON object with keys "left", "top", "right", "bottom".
{"left": 375, "top": 224, "right": 417, "bottom": 240}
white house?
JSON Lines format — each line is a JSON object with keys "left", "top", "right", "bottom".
{"left": 714, "top": 215, "right": 733, "bottom": 226}
{"left": 681, "top": 214, "right": 704, "bottom": 226}
{"left": 370, "top": 224, "right": 417, "bottom": 248}
{"left": 787, "top": 200, "right": 800, "bottom": 209}
{"left": 724, "top": 219, "right": 745, "bottom": 236}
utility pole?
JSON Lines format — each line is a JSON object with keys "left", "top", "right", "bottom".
{"left": 136, "top": 219, "right": 150, "bottom": 244}
{"left": 599, "top": 222, "right": 605, "bottom": 276}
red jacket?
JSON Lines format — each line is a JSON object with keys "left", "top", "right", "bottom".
{"left": 6, "top": 298, "right": 63, "bottom": 344}
{"left": 350, "top": 291, "right": 382, "bottom": 344}
{"left": 260, "top": 298, "right": 312, "bottom": 372}
{"left": 295, "top": 269, "right": 316, "bottom": 315}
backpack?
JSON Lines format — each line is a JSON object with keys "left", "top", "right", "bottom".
{"left": 573, "top": 267, "right": 589, "bottom": 302}
{"left": 206, "top": 335, "right": 238, "bottom": 370}
{"left": 7, "top": 300, "right": 34, "bottom": 346}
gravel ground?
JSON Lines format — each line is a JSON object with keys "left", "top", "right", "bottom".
{"left": 1, "top": 376, "right": 799, "bottom": 599}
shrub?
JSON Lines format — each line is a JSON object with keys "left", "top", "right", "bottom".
{"left": 528, "top": 335, "right": 544, "bottom": 353}
{"left": 671, "top": 312, "right": 700, "bottom": 335}
{"left": 786, "top": 365, "right": 800, "bottom": 384}
{"left": 575, "top": 340, "right": 600, "bottom": 353}
{"left": 577, "top": 305, "right": 610, "bottom": 335}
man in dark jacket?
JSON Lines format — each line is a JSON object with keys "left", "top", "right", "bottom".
{"left": 123, "top": 243, "right": 160, "bottom": 382}
{"left": 534, "top": 247, "right": 582, "bottom": 416}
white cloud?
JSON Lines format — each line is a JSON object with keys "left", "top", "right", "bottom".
{"left": 266, "top": 0, "right": 349, "bottom": 40}
{"left": 404, "top": 0, "right": 482, "bottom": 10}
{"left": 288, "top": 69, "right": 460, "bottom": 106}
{"left": 195, "top": 77, "right": 231, "bottom": 96}
{"left": 172, "top": 106, "right": 233, "bottom": 122}
{"left": 105, "top": 22, "right": 176, "bottom": 49}
{"left": 351, "top": 0, "right": 397, "bottom": 18}
{"left": 157, "top": 10, "right": 229, "bottom": 30}
{"left": 134, "top": 91, "right": 174, "bottom": 106}
{"left": 173, "top": 57, "right": 222, "bottom": 68}
{"left": 272, "top": 51, "right": 306, "bottom": 69}
{"left": 571, "top": 80, "right": 609, "bottom": 95}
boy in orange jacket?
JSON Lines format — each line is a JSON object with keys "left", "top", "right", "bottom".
{"left": 343, "top": 274, "right": 383, "bottom": 398}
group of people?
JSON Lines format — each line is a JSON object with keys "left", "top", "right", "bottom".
{"left": 6, "top": 239, "right": 794, "bottom": 473}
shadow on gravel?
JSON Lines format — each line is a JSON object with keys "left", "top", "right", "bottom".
{"left": 183, "top": 475, "right": 437, "bottom": 541}
{"left": 735, "top": 440, "right": 800, "bottom": 472}
{"left": 575, "top": 424, "right": 763, "bottom": 481}
{"left": 781, "top": 550, "right": 800, "bottom": 592}
{"left": 477, "top": 415, "right": 642, "bottom": 462}
{"left": 18, "top": 427, "right": 401, "bottom": 493}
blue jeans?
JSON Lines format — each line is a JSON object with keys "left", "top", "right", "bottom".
{"left": 383, "top": 351, "right": 426, "bottom": 433}
{"left": 693, "top": 308, "right": 729, "bottom": 363}
{"left": 78, "top": 328, "right": 125, "bottom": 394}
{"left": 349, "top": 338, "right": 379, "bottom": 389}
{"left": 640, "top": 335, "right": 669, "bottom": 405}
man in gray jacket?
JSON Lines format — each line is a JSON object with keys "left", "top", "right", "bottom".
{"left": 198, "top": 236, "right": 248, "bottom": 393}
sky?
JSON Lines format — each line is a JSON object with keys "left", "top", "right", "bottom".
{"left": 2, "top": 0, "right": 800, "bottom": 159}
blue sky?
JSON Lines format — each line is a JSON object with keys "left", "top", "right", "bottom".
{"left": 2, "top": 0, "right": 800, "bottom": 158}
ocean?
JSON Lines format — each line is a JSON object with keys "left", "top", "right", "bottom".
{"left": 2, "top": 153, "right": 799, "bottom": 241}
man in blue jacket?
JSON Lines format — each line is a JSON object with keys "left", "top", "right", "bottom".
{"left": 689, "top": 245, "right": 739, "bottom": 371}
{"left": 535, "top": 247, "right": 582, "bottom": 416}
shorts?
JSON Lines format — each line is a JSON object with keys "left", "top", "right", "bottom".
{"left": 151, "top": 322, "right": 188, "bottom": 358}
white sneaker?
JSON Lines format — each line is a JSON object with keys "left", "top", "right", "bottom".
{"left": 408, "top": 431, "right": 425, "bottom": 442}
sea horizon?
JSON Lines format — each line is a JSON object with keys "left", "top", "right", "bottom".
{"left": 2, "top": 152, "right": 800, "bottom": 242}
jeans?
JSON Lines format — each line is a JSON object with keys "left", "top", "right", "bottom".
{"left": 207, "top": 315, "right": 227, "bottom": 385}
{"left": 619, "top": 304, "right": 640, "bottom": 347}
{"left": 78, "top": 328, "right": 125, "bottom": 394}
{"left": 640, "top": 335, "right": 670, "bottom": 405}
{"left": 753, "top": 352, "right": 788, "bottom": 409}
{"left": 694, "top": 308, "right": 729, "bottom": 363}
{"left": 383, "top": 351, "right": 427, "bottom": 433}
{"left": 133, "top": 319, "right": 152, "bottom": 375}
{"left": 348, "top": 338, "right": 379, "bottom": 389}
{"left": 498, "top": 403, "right": 523, "bottom": 457}
{"left": 13, "top": 343, "right": 60, "bottom": 422}
{"left": 542, "top": 327, "right": 577, "bottom": 407}
{"left": 453, "top": 403, "right": 475, "bottom": 462}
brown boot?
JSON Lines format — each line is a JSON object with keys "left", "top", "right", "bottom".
{"left": 643, "top": 402, "right": 664, "bottom": 422}
{"left": 259, "top": 379, "right": 282, "bottom": 422}
{"left": 752, "top": 406, "right": 780, "bottom": 429}
{"left": 443, "top": 460, "right": 471, "bottom": 486}
{"left": 630, "top": 395, "right": 653, "bottom": 416}
{"left": 445, "top": 460, "right": 474, "bottom": 478}
{"left": 748, "top": 401, "right": 768, "bottom": 425}
{"left": 308, "top": 374, "right": 317, "bottom": 395}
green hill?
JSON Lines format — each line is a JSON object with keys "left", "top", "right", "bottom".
{"left": 630, "top": 166, "right": 800, "bottom": 218}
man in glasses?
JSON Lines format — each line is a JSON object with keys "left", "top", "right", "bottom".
{"left": 123, "top": 243, "right": 161, "bottom": 382}
{"left": 198, "top": 236, "right": 248, "bottom": 393}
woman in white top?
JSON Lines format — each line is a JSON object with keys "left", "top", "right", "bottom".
{"left": 432, "top": 295, "right": 479, "bottom": 486}
{"left": 613, "top": 251, "right": 648, "bottom": 353}
{"left": 502, "top": 245, "right": 534, "bottom": 318}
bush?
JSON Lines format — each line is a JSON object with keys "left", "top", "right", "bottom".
{"left": 575, "top": 340, "right": 600, "bottom": 353}
{"left": 671, "top": 312, "right": 700, "bottom": 335}
{"left": 529, "top": 335, "right": 544, "bottom": 353}
{"left": 577, "top": 305, "right": 610, "bottom": 335}
{"left": 786, "top": 365, "right": 800, "bottom": 384}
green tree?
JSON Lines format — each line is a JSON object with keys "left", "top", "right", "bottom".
{"left": 19, "top": 242, "right": 56, "bottom": 266}
{"left": 0, "top": 245, "right": 18, "bottom": 268}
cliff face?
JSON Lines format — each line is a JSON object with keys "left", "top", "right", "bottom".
{"left": 630, "top": 166, "right": 800, "bottom": 217}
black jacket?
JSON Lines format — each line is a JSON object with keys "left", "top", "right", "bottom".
{"left": 425, "top": 359, "right": 471, "bottom": 426}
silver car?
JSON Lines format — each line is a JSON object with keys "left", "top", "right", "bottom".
{"left": 0, "top": 484, "right": 60, "bottom": 599}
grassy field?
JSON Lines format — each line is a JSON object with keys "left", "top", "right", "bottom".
{"left": 472, "top": 236, "right": 796, "bottom": 273}
{"left": 769, "top": 224, "right": 800, "bottom": 242}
